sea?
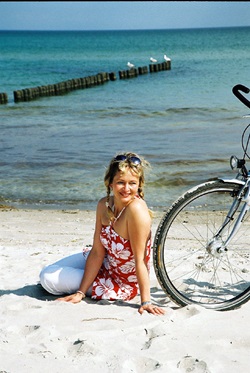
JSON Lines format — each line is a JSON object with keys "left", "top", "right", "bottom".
{"left": 1, "top": 27, "right": 250, "bottom": 212}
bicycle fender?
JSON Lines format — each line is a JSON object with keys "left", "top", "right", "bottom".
{"left": 218, "top": 177, "right": 245, "bottom": 186}
{"left": 174, "top": 178, "right": 245, "bottom": 201}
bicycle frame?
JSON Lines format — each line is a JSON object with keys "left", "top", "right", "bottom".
{"left": 212, "top": 177, "right": 250, "bottom": 248}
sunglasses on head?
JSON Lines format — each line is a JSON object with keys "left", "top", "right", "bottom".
{"left": 113, "top": 154, "right": 141, "bottom": 165}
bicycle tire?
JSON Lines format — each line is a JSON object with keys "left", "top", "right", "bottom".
{"left": 153, "top": 180, "right": 250, "bottom": 311}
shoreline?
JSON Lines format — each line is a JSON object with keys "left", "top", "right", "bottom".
{"left": 0, "top": 207, "right": 163, "bottom": 252}
{"left": 1, "top": 208, "right": 250, "bottom": 372}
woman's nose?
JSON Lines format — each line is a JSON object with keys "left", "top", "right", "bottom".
{"left": 124, "top": 183, "right": 130, "bottom": 191}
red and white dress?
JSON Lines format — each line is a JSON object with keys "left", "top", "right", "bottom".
{"left": 88, "top": 224, "right": 151, "bottom": 301}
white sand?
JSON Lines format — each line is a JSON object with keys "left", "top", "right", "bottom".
{"left": 0, "top": 208, "right": 250, "bottom": 373}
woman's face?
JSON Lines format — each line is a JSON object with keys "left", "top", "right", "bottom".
{"left": 110, "top": 168, "right": 140, "bottom": 205}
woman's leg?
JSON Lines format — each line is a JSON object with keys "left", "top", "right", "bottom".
{"left": 39, "top": 252, "right": 92, "bottom": 296}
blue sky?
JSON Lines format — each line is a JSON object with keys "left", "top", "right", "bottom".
{"left": 0, "top": 1, "right": 250, "bottom": 31}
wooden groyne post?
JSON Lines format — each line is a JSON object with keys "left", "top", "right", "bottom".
{"left": 138, "top": 66, "right": 148, "bottom": 75}
{"left": 119, "top": 61, "right": 170, "bottom": 80}
{"left": 0, "top": 92, "right": 8, "bottom": 104}
{"left": 149, "top": 61, "right": 171, "bottom": 73}
{"left": 119, "top": 66, "right": 149, "bottom": 79}
{"left": 119, "top": 68, "right": 138, "bottom": 79}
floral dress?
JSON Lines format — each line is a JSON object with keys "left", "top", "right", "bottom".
{"left": 89, "top": 224, "right": 151, "bottom": 301}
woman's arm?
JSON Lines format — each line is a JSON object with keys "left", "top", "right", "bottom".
{"left": 57, "top": 199, "right": 106, "bottom": 303}
{"left": 128, "top": 201, "right": 165, "bottom": 315}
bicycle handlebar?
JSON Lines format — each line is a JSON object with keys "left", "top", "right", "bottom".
{"left": 232, "top": 84, "right": 250, "bottom": 109}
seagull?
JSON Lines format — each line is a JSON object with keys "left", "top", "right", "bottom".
{"left": 127, "top": 62, "right": 135, "bottom": 69}
{"left": 164, "top": 54, "right": 171, "bottom": 62}
{"left": 150, "top": 57, "right": 157, "bottom": 63}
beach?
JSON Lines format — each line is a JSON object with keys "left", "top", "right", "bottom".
{"left": 1, "top": 25, "right": 250, "bottom": 373}
{"left": 1, "top": 207, "right": 250, "bottom": 373}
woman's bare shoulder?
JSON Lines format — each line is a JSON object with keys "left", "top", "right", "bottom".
{"left": 97, "top": 196, "right": 107, "bottom": 207}
{"left": 131, "top": 196, "right": 148, "bottom": 209}
{"left": 96, "top": 196, "right": 110, "bottom": 225}
{"left": 128, "top": 197, "right": 151, "bottom": 220}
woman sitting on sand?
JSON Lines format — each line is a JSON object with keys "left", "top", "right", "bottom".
{"left": 40, "top": 152, "right": 165, "bottom": 315}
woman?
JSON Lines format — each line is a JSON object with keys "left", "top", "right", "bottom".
{"left": 40, "top": 152, "right": 165, "bottom": 315}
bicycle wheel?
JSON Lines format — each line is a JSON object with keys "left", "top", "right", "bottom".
{"left": 153, "top": 180, "right": 250, "bottom": 311}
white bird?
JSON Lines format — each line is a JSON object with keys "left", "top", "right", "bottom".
{"left": 127, "top": 62, "right": 135, "bottom": 69}
{"left": 150, "top": 57, "right": 157, "bottom": 63}
{"left": 164, "top": 54, "right": 171, "bottom": 62}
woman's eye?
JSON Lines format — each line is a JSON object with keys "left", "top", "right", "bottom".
{"left": 116, "top": 181, "right": 137, "bottom": 186}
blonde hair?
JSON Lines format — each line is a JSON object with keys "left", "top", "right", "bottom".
{"left": 104, "top": 152, "right": 151, "bottom": 220}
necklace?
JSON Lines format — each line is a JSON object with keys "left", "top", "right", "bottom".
{"left": 110, "top": 197, "right": 135, "bottom": 224}
{"left": 113, "top": 206, "right": 126, "bottom": 222}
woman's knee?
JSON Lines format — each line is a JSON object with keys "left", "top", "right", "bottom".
{"left": 40, "top": 264, "right": 85, "bottom": 295}
{"left": 39, "top": 265, "right": 63, "bottom": 295}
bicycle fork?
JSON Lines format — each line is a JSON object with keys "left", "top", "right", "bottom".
{"left": 207, "top": 183, "right": 250, "bottom": 257}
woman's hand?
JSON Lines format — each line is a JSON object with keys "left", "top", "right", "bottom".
{"left": 138, "top": 303, "right": 165, "bottom": 315}
{"left": 57, "top": 292, "right": 84, "bottom": 304}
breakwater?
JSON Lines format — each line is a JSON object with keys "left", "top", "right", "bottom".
{"left": 13, "top": 72, "right": 111, "bottom": 103}
{"left": 1, "top": 60, "right": 171, "bottom": 104}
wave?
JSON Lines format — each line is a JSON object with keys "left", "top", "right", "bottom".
{"left": 148, "top": 157, "right": 229, "bottom": 166}
{"left": 156, "top": 107, "right": 233, "bottom": 115}
{"left": 76, "top": 106, "right": 235, "bottom": 119}
{"left": 148, "top": 177, "right": 195, "bottom": 188}
{"left": 148, "top": 174, "right": 216, "bottom": 189}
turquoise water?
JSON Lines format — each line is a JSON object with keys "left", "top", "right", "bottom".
{"left": 1, "top": 27, "right": 250, "bottom": 211}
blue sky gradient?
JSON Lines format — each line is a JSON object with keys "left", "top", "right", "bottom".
{"left": 0, "top": 2, "right": 250, "bottom": 31}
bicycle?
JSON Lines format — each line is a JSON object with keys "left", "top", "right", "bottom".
{"left": 153, "top": 84, "right": 250, "bottom": 311}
